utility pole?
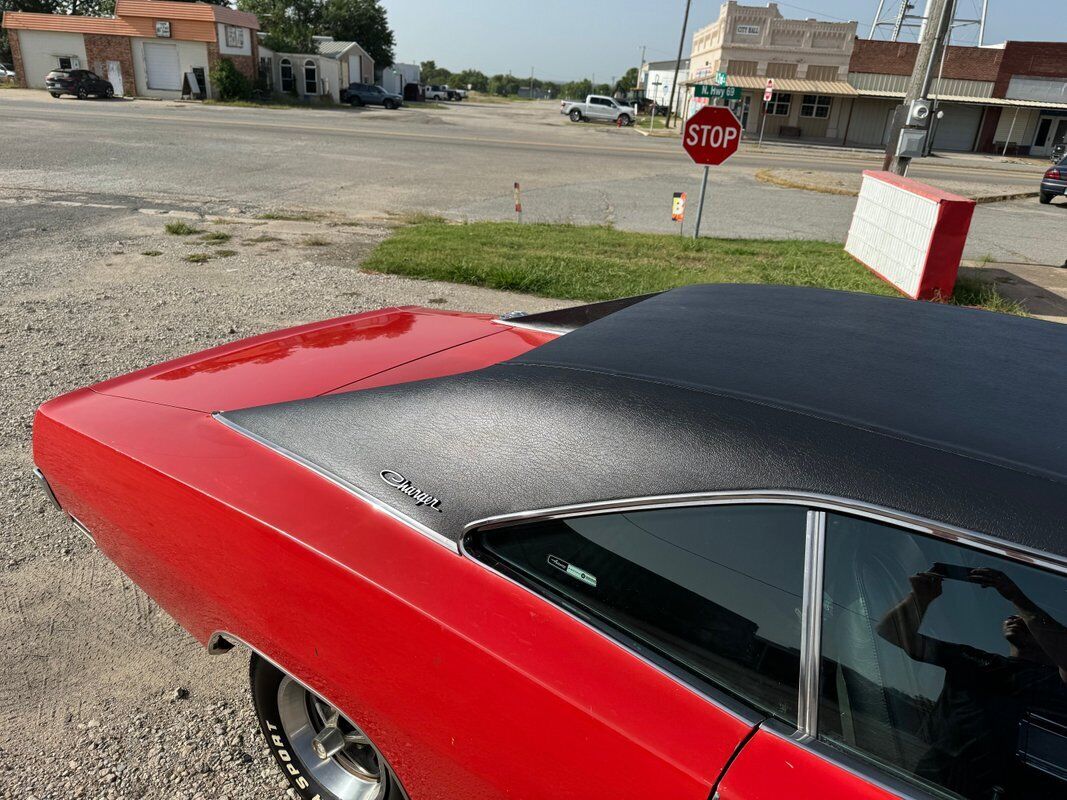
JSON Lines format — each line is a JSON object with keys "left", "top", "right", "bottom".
{"left": 979, "top": 0, "right": 988, "bottom": 45}
{"left": 665, "top": 0, "right": 693, "bottom": 129}
{"left": 884, "top": 0, "right": 954, "bottom": 174}
{"left": 529, "top": 67, "right": 534, "bottom": 99}
{"left": 638, "top": 45, "right": 647, "bottom": 87}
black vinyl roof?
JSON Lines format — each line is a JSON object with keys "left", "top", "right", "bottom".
{"left": 222, "top": 285, "right": 1067, "bottom": 556}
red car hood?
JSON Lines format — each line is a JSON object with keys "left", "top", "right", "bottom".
{"left": 91, "top": 307, "right": 505, "bottom": 413}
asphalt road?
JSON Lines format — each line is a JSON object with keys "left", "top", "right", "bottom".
{"left": 2, "top": 90, "right": 1063, "bottom": 264}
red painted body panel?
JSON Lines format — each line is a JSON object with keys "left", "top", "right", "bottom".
{"left": 91, "top": 307, "right": 510, "bottom": 411}
{"left": 716, "top": 729, "right": 899, "bottom": 800}
{"left": 33, "top": 308, "right": 757, "bottom": 799}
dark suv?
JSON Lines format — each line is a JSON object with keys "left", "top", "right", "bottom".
{"left": 45, "top": 69, "right": 114, "bottom": 99}
{"left": 341, "top": 83, "right": 402, "bottom": 109}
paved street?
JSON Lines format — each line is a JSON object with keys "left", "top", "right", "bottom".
{"left": 2, "top": 89, "right": 1063, "bottom": 264}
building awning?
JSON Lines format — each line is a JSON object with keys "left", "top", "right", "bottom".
{"left": 852, "top": 88, "right": 1067, "bottom": 110}
{"left": 687, "top": 75, "right": 858, "bottom": 96}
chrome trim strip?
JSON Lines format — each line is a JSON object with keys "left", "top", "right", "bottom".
{"left": 33, "top": 467, "right": 62, "bottom": 511}
{"left": 207, "top": 630, "right": 411, "bottom": 800}
{"left": 491, "top": 318, "right": 574, "bottom": 336}
{"left": 212, "top": 413, "right": 460, "bottom": 554}
{"left": 796, "top": 509, "right": 826, "bottom": 740}
{"left": 456, "top": 536, "right": 764, "bottom": 729}
{"left": 464, "top": 490, "right": 1067, "bottom": 577}
{"left": 762, "top": 719, "right": 931, "bottom": 800}
{"left": 69, "top": 513, "right": 96, "bottom": 545}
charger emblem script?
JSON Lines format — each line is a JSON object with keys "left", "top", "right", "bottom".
{"left": 380, "top": 470, "right": 444, "bottom": 512}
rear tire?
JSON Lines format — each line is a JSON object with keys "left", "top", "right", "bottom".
{"left": 76, "top": 87, "right": 88, "bottom": 99}
{"left": 569, "top": 108, "right": 582, "bottom": 122}
{"left": 250, "top": 654, "right": 401, "bottom": 800}
{"left": 50, "top": 92, "right": 61, "bottom": 98}
{"left": 350, "top": 96, "right": 364, "bottom": 107}
{"left": 1040, "top": 192, "right": 1053, "bottom": 204}
{"left": 104, "top": 85, "right": 114, "bottom": 98}
{"left": 618, "top": 113, "right": 631, "bottom": 126}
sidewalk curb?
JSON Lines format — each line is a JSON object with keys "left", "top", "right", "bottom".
{"left": 755, "top": 169, "right": 1040, "bottom": 204}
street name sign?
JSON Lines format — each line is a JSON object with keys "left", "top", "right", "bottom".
{"left": 694, "top": 84, "right": 742, "bottom": 101}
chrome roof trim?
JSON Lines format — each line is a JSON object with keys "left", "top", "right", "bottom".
{"left": 464, "top": 490, "right": 1067, "bottom": 576}
{"left": 456, "top": 535, "right": 765, "bottom": 729}
{"left": 491, "top": 318, "right": 575, "bottom": 336}
{"left": 796, "top": 509, "right": 826, "bottom": 739}
{"left": 212, "top": 412, "right": 460, "bottom": 554}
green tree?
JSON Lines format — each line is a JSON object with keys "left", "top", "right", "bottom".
{"left": 419, "top": 59, "right": 452, "bottom": 85}
{"left": 237, "top": 0, "right": 318, "bottom": 52}
{"left": 320, "top": 0, "right": 394, "bottom": 67}
{"left": 452, "top": 68, "right": 488, "bottom": 92}
{"left": 616, "top": 67, "right": 639, "bottom": 93}
{"left": 1, "top": 0, "right": 57, "bottom": 62}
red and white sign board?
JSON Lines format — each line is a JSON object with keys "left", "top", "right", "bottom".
{"left": 845, "top": 170, "right": 975, "bottom": 300}
{"left": 683, "top": 106, "right": 743, "bottom": 166}
{"left": 763, "top": 78, "right": 774, "bottom": 103}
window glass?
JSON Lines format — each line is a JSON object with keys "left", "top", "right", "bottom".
{"left": 800, "top": 94, "right": 831, "bottom": 119}
{"left": 304, "top": 60, "right": 317, "bottom": 95}
{"left": 767, "top": 93, "right": 791, "bottom": 116}
{"left": 819, "top": 513, "right": 1067, "bottom": 800}
{"left": 479, "top": 504, "right": 807, "bottom": 721}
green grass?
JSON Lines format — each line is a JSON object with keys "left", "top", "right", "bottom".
{"left": 243, "top": 234, "right": 283, "bottom": 244}
{"left": 164, "top": 221, "right": 201, "bottom": 236}
{"left": 200, "top": 231, "right": 232, "bottom": 243}
{"left": 214, "top": 249, "right": 238, "bottom": 257}
{"left": 184, "top": 252, "right": 212, "bottom": 263}
{"left": 141, "top": 250, "right": 163, "bottom": 257}
{"left": 362, "top": 220, "right": 1024, "bottom": 314}
{"left": 302, "top": 235, "right": 331, "bottom": 247}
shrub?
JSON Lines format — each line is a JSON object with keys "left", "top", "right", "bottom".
{"left": 164, "top": 221, "right": 200, "bottom": 235}
{"left": 210, "top": 58, "right": 252, "bottom": 102}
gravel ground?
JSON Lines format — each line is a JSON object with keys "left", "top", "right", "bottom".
{"left": 0, "top": 187, "right": 563, "bottom": 799}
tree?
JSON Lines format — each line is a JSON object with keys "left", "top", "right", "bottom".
{"left": 210, "top": 56, "right": 252, "bottom": 100}
{"left": 320, "top": 0, "right": 394, "bottom": 67}
{"left": 237, "top": 0, "right": 319, "bottom": 53}
{"left": 616, "top": 67, "right": 639, "bottom": 93}
{"left": 419, "top": 59, "right": 452, "bottom": 86}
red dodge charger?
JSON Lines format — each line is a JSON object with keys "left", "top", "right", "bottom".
{"left": 33, "top": 285, "right": 1067, "bottom": 800}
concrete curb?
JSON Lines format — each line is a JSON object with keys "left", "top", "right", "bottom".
{"left": 755, "top": 169, "right": 1040, "bottom": 204}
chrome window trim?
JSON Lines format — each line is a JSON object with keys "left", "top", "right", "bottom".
{"left": 491, "top": 318, "right": 575, "bottom": 336}
{"left": 796, "top": 509, "right": 826, "bottom": 740}
{"left": 465, "top": 490, "right": 1067, "bottom": 577}
{"left": 761, "top": 719, "right": 936, "bottom": 800}
{"left": 457, "top": 534, "right": 765, "bottom": 729}
{"left": 212, "top": 413, "right": 460, "bottom": 554}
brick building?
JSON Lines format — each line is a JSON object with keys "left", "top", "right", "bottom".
{"left": 685, "top": 2, "right": 1067, "bottom": 154}
{"left": 2, "top": 0, "right": 259, "bottom": 99}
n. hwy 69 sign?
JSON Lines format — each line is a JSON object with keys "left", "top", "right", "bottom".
{"left": 683, "top": 106, "right": 742, "bottom": 166}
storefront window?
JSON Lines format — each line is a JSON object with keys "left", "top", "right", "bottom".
{"left": 801, "top": 94, "right": 832, "bottom": 119}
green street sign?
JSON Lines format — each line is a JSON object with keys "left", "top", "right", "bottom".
{"left": 715, "top": 71, "right": 728, "bottom": 86}
{"left": 694, "top": 84, "right": 742, "bottom": 100}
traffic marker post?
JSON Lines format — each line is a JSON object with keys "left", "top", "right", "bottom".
{"left": 672, "top": 191, "right": 687, "bottom": 236}
{"left": 514, "top": 182, "right": 522, "bottom": 223}
{"left": 682, "top": 106, "right": 742, "bottom": 239}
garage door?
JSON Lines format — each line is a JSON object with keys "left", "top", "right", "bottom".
{"left": 932, "top": 104, "right": 983, "bottom": 152}
{"left": 144, "top": 42, "right": 181, "bottom": 91}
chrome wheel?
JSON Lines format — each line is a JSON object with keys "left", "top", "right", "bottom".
{"left": 276, "top": 676, "right": 386, "bottom": 799}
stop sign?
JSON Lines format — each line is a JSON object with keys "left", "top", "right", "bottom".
{"left": 683, "top": 106, "right": 742, "bottom": 166}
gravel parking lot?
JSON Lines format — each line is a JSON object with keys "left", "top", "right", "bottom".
{"left": 0, "top": 186, "right": 562, "bottom": 799}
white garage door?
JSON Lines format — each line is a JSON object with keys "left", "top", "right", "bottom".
{"left": 144, "top": 42, "right": 181, "bottom": 91}
{"left": 932, "top": 104, "right": 983, "bottom": 152}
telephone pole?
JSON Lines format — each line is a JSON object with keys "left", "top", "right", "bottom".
{"left": 883, "top": 0, "right": 954, "bottom": 174}
{"left": 665, "top": 0, "right": 693, "bottom": 129}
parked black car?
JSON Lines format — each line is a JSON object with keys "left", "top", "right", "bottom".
{"left": 341, "top": 83, "right": 402, "bottom": 109}
{"left": 45, "top": 69, "right": 114, "bottom": 99}
{"left": 1040, "top": 156, "right": 1066, "bottom": 204}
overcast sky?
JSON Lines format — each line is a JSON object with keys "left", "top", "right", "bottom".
{"left": 379, "top": 0, "right": 1064, "bottom": 82}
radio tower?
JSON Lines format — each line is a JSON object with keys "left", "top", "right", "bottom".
{"left": 868, "top": 0, "right": 989, "bottom": 45}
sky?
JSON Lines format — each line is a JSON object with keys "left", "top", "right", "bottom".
{"left": 378, "top": 0, "right": 1065, "bottom": 83}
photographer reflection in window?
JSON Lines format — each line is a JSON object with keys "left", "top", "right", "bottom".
{"left": 876, "top": 565, "right": 1067, "bottom": 799}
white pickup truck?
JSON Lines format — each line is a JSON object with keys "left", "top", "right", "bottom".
{"left": 561, "top": 94, "right": 635, "bottom": 125}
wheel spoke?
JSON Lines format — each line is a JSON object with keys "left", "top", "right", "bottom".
{"left": 344, "top": 731, "right": 370, "bottom": 746}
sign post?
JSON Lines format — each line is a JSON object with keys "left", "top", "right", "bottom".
{"left": 672, "top": 191, "right": 687, "bottom": 235}
{"left": 682, "top": 106, "right": 742, "bottom": 238}
{"left": 758, "top": 78, "right": 774, "bottom": 149}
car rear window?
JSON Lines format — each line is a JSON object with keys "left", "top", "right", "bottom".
{"left": 50, "top": 71, "right": 71, "bottom": 77}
